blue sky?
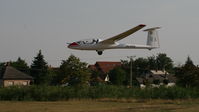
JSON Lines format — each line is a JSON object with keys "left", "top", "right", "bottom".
{"left": 0, "top": 0, "right": 199, "bottom": 66}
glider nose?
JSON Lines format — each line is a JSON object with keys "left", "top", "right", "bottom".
{"left": 68, "top": 42, "right": 79, "bottom": 48}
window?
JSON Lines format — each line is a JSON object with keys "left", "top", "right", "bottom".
{"left": 22, "top": 81, "right": 28, "bottom": 85}
{"left": 8, "top": 81, "right": 14, "bottom": 86}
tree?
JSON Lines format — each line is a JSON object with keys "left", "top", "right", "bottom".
{"left": 0, "top": 63, "right": 6, "bottom": 79}
{"left": 90, "top": 69, "right": 103, "bottom": 86}
{"left": 147, "top": 55, "right": 157, "bottom": 70}
{"left": 134, "top": 58, "right": 149, "bottom": 76}
{"left": 30, "top": 50, "right": 48, "bottom": 85}
{"left": 59, "top": 55, "right": 90, "bottom": 86}
{"left": 175, "top": 56, "right": 199, "bottom": 87}
{"left": 10, "top": 57, "right": 29, "bottom": 73}
{"left": 185, "top": 56, "right": 194, "bottom": 67}
{"left": 49, "top": 67, "right": 61, "bottom": 85}
{"left": 109, "top": 67, "right": 127, "bottom": 85}
{"left": 121, "top": 59, "right": 137, "bottom": 86}
{"left": 121, "top": 53, "right": 174, "bottom": 86}
{"left": 47, "top": 67, "right": 59, "bottom": 85}
{"left": 156, "top": 53, "right": 173, "bottom": 72}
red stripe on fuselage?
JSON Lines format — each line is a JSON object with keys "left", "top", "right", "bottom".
{"left": 68, "top": 42, "right": 79, "bottom": 48}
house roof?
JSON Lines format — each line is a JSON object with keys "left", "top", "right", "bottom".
{"left": 88, "top": 65, "right": 97, "bottom": 71}
{"left": 3, "top": 66, "right": 33, "bottom": 80}
{"left": 137, "top": 70, "right": 177, "bottom": 84}
{"left": 150, "top": 70, "right": 168, "bottom": 75}
{"left": 88, "top": 61, "right": 122, "bottom": 81}
{"left": 95, "top": 61, "right": 121, "bottom": 74}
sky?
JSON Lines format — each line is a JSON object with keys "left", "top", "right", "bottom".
{"left": 0, "top": 0, "right": 199, "bottom": 67}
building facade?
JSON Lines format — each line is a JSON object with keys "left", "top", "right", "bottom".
{"left": 1, "top": 66, "right": 33, "bottom": 87}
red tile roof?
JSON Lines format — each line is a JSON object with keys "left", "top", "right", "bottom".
{"left": 88, "top": 61, "right": 121, "bottom": 81}
{"left": 94, "top": 61, "right": 121, "bottom": 73}
{"left": 88, "top": 65, "right": 97, "bottom": 71}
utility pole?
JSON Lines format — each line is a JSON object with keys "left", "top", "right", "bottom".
{"left": 127, "top": 56, "right": 136, "bottom": 87}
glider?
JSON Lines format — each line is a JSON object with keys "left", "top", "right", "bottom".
{"left": 68, "top": 24, "right": 160, "bottom": 55}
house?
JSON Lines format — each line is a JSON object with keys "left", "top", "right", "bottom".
{"left": 0, "top": 66, "right": 33, "bottom": 87}
{"left": 136, "top": 70, "right": 176, "bottom": 88}
{"left": 88, "top": 61, "right": 121, "bottom": 82}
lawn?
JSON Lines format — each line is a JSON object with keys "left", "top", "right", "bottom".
{"left": 0, "top": 99, "right": 199, "bottom": 112}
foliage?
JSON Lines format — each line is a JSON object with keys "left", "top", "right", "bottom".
{"left": 156, "top": 53, "right": 173, "bottom": 72}
{"left": 0, "top": 63, "right": 6, "bottom": 78}
{"left": 134, "top": 57, "right": 149, "bottom": 75}
{"left": 90, "top": 69, "right": 103, "bottom": 86}
{"left": 30, "top": 50, "right": 48, "bottom": 85}
{"left": 10, "top": 57, "right": 30, "bottom": 74}
{"left": 147, "top": 55, "right": 157, "bottom": 70}
{"left": 175, "top": 56, "right": 199, "bottom": 87}
{"left": 122, "top": 53, "right": 174, "bottom": 74}
{"left": 121, "top": 53, "right": 174, "bottom": 86}
{"left": 48, "top": 68, "right": 60, "bottom": 85}
{"left": 121, "top": 59, "right": 137, "bottom": 86}
{"left": 0, "top": 85, "right": 199, "bottom": 101}
{"left": 59, "top": 55, "right": 90, "bottom": 86}
{"left": 109, "top": 67, "right": 127, "bottom": 85}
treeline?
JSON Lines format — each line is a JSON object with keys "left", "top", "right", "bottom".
{"left": 1, "top": 50, "right": 199, "bottom": 100}
{"left": 0, "top": 85, "right": 199, "bottom": 101}
{"left": 0, "top": 50, "right": 91, "bottom": 86}
{"left": 108, "top": 53, "right": 174, "bottom": 86}
{"left": 1, "top": 50, "right": 199, "bottom": 88}
{"left": 94, "top": 53, "right": 199, "bottom": 88}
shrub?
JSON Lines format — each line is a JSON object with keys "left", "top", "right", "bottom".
{"left": 0, "top": 85, "right": 199, "bottom": 101}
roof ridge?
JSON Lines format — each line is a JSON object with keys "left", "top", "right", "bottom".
{"left": 3, "top": 66, "right": 33, "bottom": 80}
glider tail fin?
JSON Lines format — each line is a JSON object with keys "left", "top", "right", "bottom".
{"left": 144, "top": 27, "right": 161, "bottom": 49}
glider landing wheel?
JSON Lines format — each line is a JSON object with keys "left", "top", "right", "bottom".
{"left": 97, "top": 51, "right": 103, "bottom": 55}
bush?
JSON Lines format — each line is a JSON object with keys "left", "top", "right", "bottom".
{"left": 0, "top": 85, "right": 199, "bottom": 101}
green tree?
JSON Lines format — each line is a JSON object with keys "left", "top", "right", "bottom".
{"left": 185, "top": 56, "right": 194, "bottom": 66}
{"left": 59, "top": 55, "right": 90, "bottom": 86}
{"left": 156, "top": 53, "right": 173, "bottom": 72}
{"left": 0, "top": 63, "right": 6, "bottom": 79}
{"left": 134, "top": 58, "right": 149, "bottom": 76}
{"left": 49, "top": 67, "right": 60, "bottom": 85}
{"left": 175, "top": 56, "right": 199, "bottom": 87}
{"left": 10, "top": 57, "right": 29, "bottom": 73}
{"left": 90, "top": 69, "right": 103, "bottom": 86}
{"left": 47, "top": 67, "right": 59, "bottom": 85}
{"left": 121, "top": 59, "right": 136, "bottom": 86}
{"left": 109, "top": 67, "right": 127, "bottom": 85}
{"left": 30, "top": 50, "right": 48, "bottom": 85}
{"left": 147, "top": 55, "right": 157, "bottom": 70}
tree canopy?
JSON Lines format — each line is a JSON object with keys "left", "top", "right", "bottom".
{"left": 1, "top": 51, "right": 199, "bottom": 88}
{"left": 109, "top": 67, "right": 127, "bottom": 85}
{"left": 30, "top": 50, "right": 48, "bottom": 85}
{"left": 59, "top": 55, "right": 90, "bottom": 86}
{"left": 10, "top": 57, "right": 29, "bottom": 73}
{"left": 175, "top": 56, "right": 199, "bottom": 87}
{"left": 156, "top": 53, "right": 173, "bottom": 72}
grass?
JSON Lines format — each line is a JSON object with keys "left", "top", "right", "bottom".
{"left": 0, "top": 99, "right": 199, "bottom": 112}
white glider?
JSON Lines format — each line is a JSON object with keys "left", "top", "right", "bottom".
{"left": 68, "top": 24, "right": 160, "bottom": 55}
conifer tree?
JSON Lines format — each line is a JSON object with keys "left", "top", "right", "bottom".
{"left": 175, "top": 56, "right": 199, "bottom": 87}
{"left": 30, "top": 50, "right": 48, "bottom": 85}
